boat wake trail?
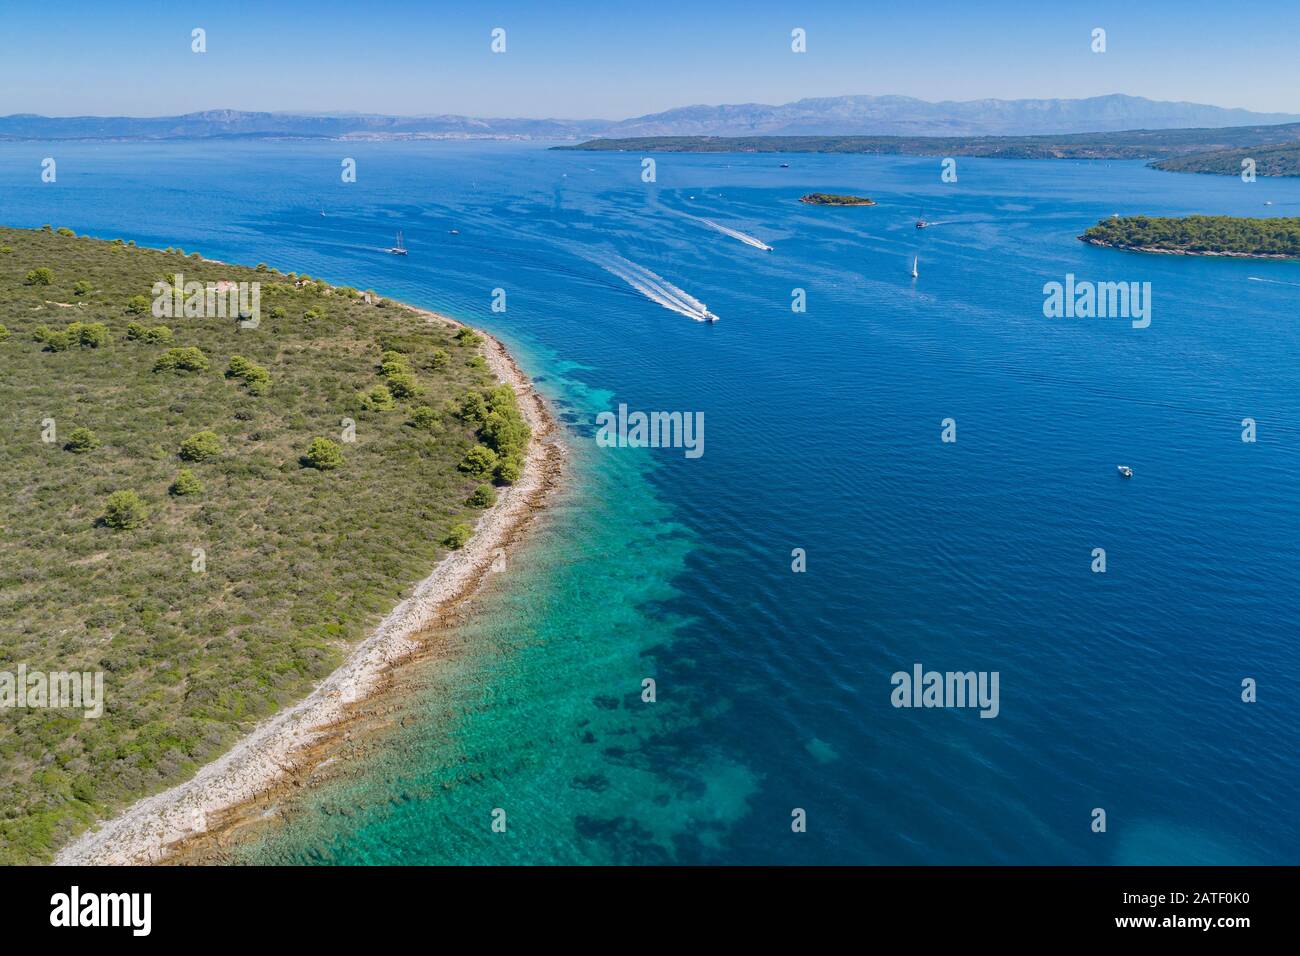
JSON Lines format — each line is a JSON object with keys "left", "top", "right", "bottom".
{"left": 1248, "top": 276, "right": 1300, "bottom": 287}
{"left": 582, "top": 250, "right": 719, "bottom": 322}
{"left": 688, "top": 215, "right": 774, "bottom": 252}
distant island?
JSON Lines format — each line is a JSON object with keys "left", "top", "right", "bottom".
{"left": 556, "top": 122, "right": 1300, "bottom": 162}
{"left": 800, "top": 193, "right": 876, "bottom": 206}
{"left": 1080, "top": 215, "right": 1300, "bottom": 258}
{"left": 1153, "top": 142, "right": 1300, "bottom": 177}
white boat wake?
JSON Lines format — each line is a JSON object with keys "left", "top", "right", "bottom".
{"left": 1248, "top": 276, "right": 1300, "bottom": 287}
{"left": 584, "top": 251, "right": 719, "bottom": 322}
{"left": 688, "top": 215, "right": 774, "bottom": 252}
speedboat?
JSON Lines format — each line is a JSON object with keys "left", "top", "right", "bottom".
{"left": 701, "top": 311, "right": 720, "bottom": 323}
{"left": 448, "top": 229, "right": 460, "bottom": 235}
{"left": 780, "top": 163, "right": 790, "bottom": 168}
{"left": 1117, "top": 465, "right": 1133, "bottom": 478}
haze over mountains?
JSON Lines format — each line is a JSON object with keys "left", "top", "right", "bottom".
{"left": 4, "top": 94, "right": 1298, "bottom": 141}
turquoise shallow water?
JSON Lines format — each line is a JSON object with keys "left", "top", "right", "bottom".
{"left": 4, "top": 141, "right": 1299, "bottom": 863}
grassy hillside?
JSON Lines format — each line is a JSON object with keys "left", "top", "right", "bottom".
{"left": 1153, "top": 142, "right": 1300, "bottom": 176}
{"left": 1080, "top": 215, "right": 1300, "bottom": 257}
{"left": 555, "top": 123, "right": 1300, "bottom": 159}
{"left": 0, "top": 226, "right": 527, "bottom": 862}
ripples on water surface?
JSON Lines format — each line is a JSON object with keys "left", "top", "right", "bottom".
{"left": 5, "top": 142, "right": 1298, "bottom": 863}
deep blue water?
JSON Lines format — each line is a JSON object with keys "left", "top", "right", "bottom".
{"left": 4, "top": 141, "right": 1298, "bottom": 864}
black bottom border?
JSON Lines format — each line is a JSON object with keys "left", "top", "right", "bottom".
{"left": 1, "top": 865, "right": 1285, "bottom": 939}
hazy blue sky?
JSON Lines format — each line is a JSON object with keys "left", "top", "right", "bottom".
{"left": 4, "top": 0, "right": 1298, "bottom": 117}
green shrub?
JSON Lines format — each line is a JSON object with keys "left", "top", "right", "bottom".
{"left": 467, "top": 484, "right": 497, "bottom": 508}
{"left": 42, "top": 331, "right": 72, "bottom": 352}
{"left": 25, "top": 268, "right": 53, "bottom": 286}
{"left": 303, "top": 437, "right": 343, "bottom": 470}
{"left": 385, "top": 371, "right": 420, "bottom": 399}
{"left": 379, "top": 351, "right": 409, "bottom": 377}
{"left": 0, "top": 324, "right": 9, "bottom": 341}
{"left": 0, "top": 245, "right": 12, "bottom": 254}
{"left": 304, "top": 308, "right": 322, "bottom": 321}
{"left": 64, "top": 427, "right": 100, "bottom": 453}
{"left": 455, "top": 326, "right": 481, "bottom": 347}
{"left": 459, "top": 444, "right": 498, "bottom": 480}
{"left": 102, "top": 490, "right": 148, "bottom": 530}
{"left": 496, "top": 454, "right": 523, "bottom": 484}
{"left": 179, "top": 431, "right": 221, "bottom": 462}
{"left": 125, "top": 294, "right": 150, "bottom": 315}
{"left": 409, "top": 405, "right": 438, "bottom": 429}
{"left": 153, "top": 347, "right": 209, "bottom": 373}
{"left": 56, "top": 227, "right": 75, "bottom": 237}
{"left": 169, "top": 469, "right": 203, "bottom": 496}
{"left": 458, "top": 391, "right": 490, "bottom": 425}
{"left": 431, "top": 348, "right": 449, "bottom": 370}
{"left": 226, "top": 356, "right": 271, "bottom": 395}
{"left": 467, "top": 384, "right": 531, "bottom": 484}
{"left": 72, "top": 280, "right": 92, "bottom": 296}
{"left": 75, "top": 322, "right": 110, "bottom": 348}
{"left": 128, "top": 323, "right": 172, "bottom": 344}
{"left": 360, "top": 384, "right": 396, "bottom": 411}
{"left": 268, "top": 305, "right": 286, "bottom": 320}
{"left": 443, "top": 523, "right": 473, "bottom": 549}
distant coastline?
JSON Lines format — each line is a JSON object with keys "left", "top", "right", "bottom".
{"left": 1080, "top": 238, "right": 1299, "bottom": 259}
{"left": 554, "top": 122, "right": 1300, "bottom": 164}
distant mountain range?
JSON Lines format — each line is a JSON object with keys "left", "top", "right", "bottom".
{"left": 3, "top": 95, "right": 1298, "bottom": 142}
{"left": 600, "top": 94, "right": 1300, "bottom": 138}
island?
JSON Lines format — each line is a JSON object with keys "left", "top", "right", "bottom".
{"left": 0, "top": 225, "right": 559, "bottom": 864}
{"left": 800, "top": 193, "right": 876, "bottom": 206}
{"left": 1152, "top": 142, "right": 1300, "bottom": 177}
{"left": 553, "top": 122, "right": 1300, "bottom": 162}
{"left": 1079, "top": 215, "right": 1300, "bottom": 258}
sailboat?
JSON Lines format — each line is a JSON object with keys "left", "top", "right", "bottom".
{"left": 387, "top": 231, "right": 408, "bottom": 256}
{"left": 911, "top": 255, "right": 919, "bottom": 278}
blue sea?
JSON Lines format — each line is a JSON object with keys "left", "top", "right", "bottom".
{"left": 5, "top": 141, "right": 1299, "bottom": 864}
